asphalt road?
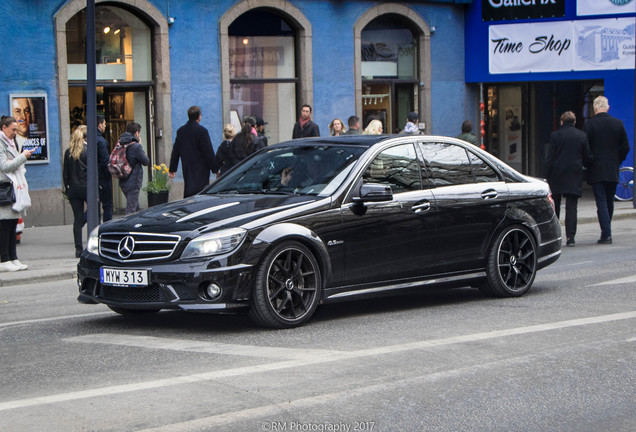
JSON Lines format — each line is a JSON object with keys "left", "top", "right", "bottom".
{"left": 1, "top": 219, "right": 635, "bottom": 432}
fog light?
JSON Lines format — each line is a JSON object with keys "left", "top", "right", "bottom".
{"left": 205, "top": 283, "right": 222, "bottom": 300}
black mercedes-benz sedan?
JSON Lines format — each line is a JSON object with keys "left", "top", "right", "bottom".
{"left": 78, "top": 135, "right": 561, "bottom": 328}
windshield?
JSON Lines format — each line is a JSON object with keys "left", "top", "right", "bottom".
{"left": 207, "top": 145, "right": 366, "bottom": 196}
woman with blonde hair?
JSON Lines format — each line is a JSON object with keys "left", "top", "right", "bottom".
{"left": 216, "top": 124, "right": 236, "bottom": 176}
{"left": 328, "top": 118, "right": 346, "bottom": 136}
{"left": 363, "top": 119, "right": 383, "bottom": 135}
{"left": 63, "top": 125, "right": 88, "bottom": 257}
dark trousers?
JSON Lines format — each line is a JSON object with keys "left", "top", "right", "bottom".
{"left": 0, "top": 218, "right": 18, "bottom": 262}
{"left": 553, "top": 194, "right": 578, "bottom": 241}
{"left": 121, "top": 186, "right": 141, "bottom": 215}
{"left": 69, "top": 197, "right": 87, "bottom": 252}
{"left": 591, "top": 182, "right": 617, "bottom": 240}
{"left": 99, "top": 179, "right": 113, "bottom": 222}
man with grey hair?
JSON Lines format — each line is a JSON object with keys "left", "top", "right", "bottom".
{"left": 584, "top": 96, "right": 630, "bottom": 245}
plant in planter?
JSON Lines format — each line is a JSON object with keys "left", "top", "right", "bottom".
{"left": 143, "top": 163, "right": 170, "bottom": 207}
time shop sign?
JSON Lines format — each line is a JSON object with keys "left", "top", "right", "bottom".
{"left": 482, "top": 0, "right": 565, "bottom": 21}
{"left": 488, "top": 18, "right": 635, "bottom": 74}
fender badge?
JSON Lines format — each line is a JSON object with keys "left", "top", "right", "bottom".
{"left": 327, "top": 240, "right": 344, "bottom": 246}
{"left": 134, "top": 223, "right": 142, "bottom": 228}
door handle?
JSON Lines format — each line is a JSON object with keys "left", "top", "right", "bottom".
{"left": 412, "top": 201, "right": 431, "bottom": 213}
{"left": 481, "top": 190, "right": 498, "bottom": 199}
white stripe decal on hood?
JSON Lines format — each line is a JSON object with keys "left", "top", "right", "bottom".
{"left": 176, "top": 202, "right": 240, "bottom": 223}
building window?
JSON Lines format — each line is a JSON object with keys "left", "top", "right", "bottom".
{"left": 66, "top": 5, "right": 152, "bottom": 82}
{"left": 229, "top": 9, "right": 298, "bottom": 144}
{"left": 361, "top": 15, "right": 419, "bottom": 134}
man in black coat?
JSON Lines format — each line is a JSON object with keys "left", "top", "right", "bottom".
{"left": 169, "top": 106, "right": 218, "bottom": 198}
{"left": 96, "top": 116, "right": 113, "bottom": 222}
{"left": 545, "top": 111, "right": 593, "bottom": 247}
{"left": 584, "top": 96, "right": 630, "bottom": 244}
{"left": 292, "top": 104, "right": 320, "bottom": 139}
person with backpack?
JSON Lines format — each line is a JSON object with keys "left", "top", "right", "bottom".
{"left": 168, "top": 106, "right": 218, "bottom": 198}
{"left": 117, "top": 122, "right": 149, "bottom": 214}
{"left": 63, "top": 125, "right": 88, "bottom": 258}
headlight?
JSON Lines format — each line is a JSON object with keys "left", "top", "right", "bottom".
{"left": 87, "top": 227, "right": 100, "bottom": 255}
{"left": 181, "top": 228, "right": 246, "bottom": 259}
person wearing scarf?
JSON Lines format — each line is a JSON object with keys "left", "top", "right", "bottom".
{"left": 0, "top": 116, "right": 34, "bottom": 272}
{"left": 292, "top": 104, "right": 320, "bottom": 139}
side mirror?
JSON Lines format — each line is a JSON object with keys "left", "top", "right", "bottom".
{"left": 353, "top": 183, "right": 393, "bottom": 203}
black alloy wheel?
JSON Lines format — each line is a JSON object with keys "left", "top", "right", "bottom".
{"left": 249, "top": 241, "right": 322, "bottom": 328}
{"left": 481, "top": 226, "right": 537, "bottom": 297}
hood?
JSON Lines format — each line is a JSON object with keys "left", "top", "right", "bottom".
{"left": 118, "top": 132, "right": 139, "bottom": 145}
{"left": 100, "top": 193, "right": 323, "bottom": 235}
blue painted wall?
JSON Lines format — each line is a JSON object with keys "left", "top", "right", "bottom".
{"left": 1, "top": 0, "right": 475, "bottom": 193}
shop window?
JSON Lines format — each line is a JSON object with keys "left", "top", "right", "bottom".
{"left": 66, "top": 5, "right": 151, "bottom": 82}
{"left": 229, "top": 9, "right": 298, "bottom": 144}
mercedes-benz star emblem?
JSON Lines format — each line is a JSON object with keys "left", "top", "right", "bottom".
{"left": 117, "top": 236, "right": 136, "bottom": 259}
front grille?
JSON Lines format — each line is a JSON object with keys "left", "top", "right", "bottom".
{"left": 100, "top": 284, "right": 165, "bottom": 302}
{"left": 100, "top": 232, "right": 181, "bottom": 262}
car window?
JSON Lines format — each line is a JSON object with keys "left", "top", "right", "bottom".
{"left": 419, "top": 142, "right": 475, "bottom": 186}
{"left": 207, "top": 145, "right": 366, "bottom": 196}
{"left": 362, "top": 143, "right": 422, "bottom": 193}
{"left": 467, "top": 151, "right": 500, "bottom": 183}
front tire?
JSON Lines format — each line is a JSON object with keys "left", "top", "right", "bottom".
{"left": 481, "top": 225, "right": 537, "bottom": 297}
{"left": 249, "top": 241, "right": 322, "bottom": 328}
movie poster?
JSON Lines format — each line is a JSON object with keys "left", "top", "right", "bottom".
{"left": 9, "top": 93, "right": 49, "bottom": 164}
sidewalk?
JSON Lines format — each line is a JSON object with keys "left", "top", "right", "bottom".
{"left": 1, "top": 193, "right": 634, "bottom": 287}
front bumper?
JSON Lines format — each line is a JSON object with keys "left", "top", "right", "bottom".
{"left": 77, "top": 253, "right": 253, "bottom": 312}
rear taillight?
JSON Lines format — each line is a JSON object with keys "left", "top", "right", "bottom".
{"left": 547, "top": 192, "right": 556, "bottom": 212}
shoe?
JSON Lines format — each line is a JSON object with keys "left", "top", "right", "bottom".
{"left": 597, "top": 237, "right": 612, "bottom": 245}
{"left": 566, "top": 239, "right": 575, "bottom": 247}
{"left": 0, "top": 261, "right": 21, "bottom": 272}
{"left": 11, "top": 260, "right": 28, "bottom": 270}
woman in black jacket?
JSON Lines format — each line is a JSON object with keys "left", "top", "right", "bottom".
{"left": 63, "top": 125, "right": 88, "bottom": 257}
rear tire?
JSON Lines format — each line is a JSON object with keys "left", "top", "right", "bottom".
{"left": 249, "top": 241, "right": 322, "bottom": 329}
{"left": 481, "top": 225, "right": 537, "bottom": 297}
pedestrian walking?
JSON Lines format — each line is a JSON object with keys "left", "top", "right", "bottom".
{"left": 0, "top": 115, "right": 34, "bottom": 271}
{"left": 229, "top": 121, "right": 266, "bottom": 168}
{"left": 63, "top": 125, "right": 88, "bottom": 257}
{"left": 345, "top": 116, "right": 360, "bottom": 135}
{"left": 292, "top": 104, "right": 320, "bottom": 139}
{"left": 584, "top": 96, "right": 630, "bottom": 244}
{"left": 545, "top": 111, "right": 593, "bottom": 247}
{"left": 456, "top": 120, "right": 480, "bottom": 146}
{"left": 216, "top": 124, "right": 236, "bottom": 176}
{"left": 96, "top": 115, "right": 113, "bottom": 222}
{"left": 400, "top": 112, "right": 422, "bottom": 135}
{"left": 118, "top": 122, "right": 149, "bottom": 214}
{"left": 169, "top": 106, "right": 218, "bottom": 197}
{"left": 329, "top": 118, "right": 346, "bottom": 136}
{"left": 363, "top": 119, "right": 383, "bottom": 135}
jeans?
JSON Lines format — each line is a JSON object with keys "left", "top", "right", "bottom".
{"left": 99, "top": 179, "right": 113, "bottom": 222}
{"left": 121, "top": 187, "right": 141, "bottom": 215}
{"left": 591, "top": 182, "right": 617, "bottom": 240}
{"left": 553, "top": 193, "right": 579, "bottom": 241}
{"left": 69, "top": 198, "right": 87, "bottom": 252}
{"left": 0, "top": 218, "right": 18, "bottom": 262}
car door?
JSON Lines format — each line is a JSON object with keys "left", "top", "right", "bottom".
{"left": 418, "top": 141, "right": 508, "bottom": 272}
{"left": 339, "top": 142, "right": 439, "bottom": 287}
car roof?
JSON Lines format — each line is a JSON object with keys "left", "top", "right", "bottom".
{"left": 272, "top": 134, "right": 390, "bottom": 149}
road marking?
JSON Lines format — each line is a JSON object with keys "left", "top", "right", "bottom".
{"left": 587, "top": 274, "right": 636, "bottom": 287}
{"left": 0, "top": 312, "right": 112, "bottom": 329}
{"left": 0, "top": 311, "right": 636, "bottom": 411}
{"left": 1, "top": 310, "right": 635, "bottom": 412}
{"left": 65, "top": 333, "right": 342, "bottom": 360}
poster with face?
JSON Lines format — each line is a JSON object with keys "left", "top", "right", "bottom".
{"left": 9, "top": 94, "right": 49, "bottom": 164}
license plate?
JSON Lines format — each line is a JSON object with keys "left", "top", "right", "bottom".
{"left": 100, "top": 268, "right": 149, "bottom": 287}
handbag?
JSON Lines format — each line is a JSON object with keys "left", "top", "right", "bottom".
{"left": 0, "top": 181, "right": 16, "bottom": 205}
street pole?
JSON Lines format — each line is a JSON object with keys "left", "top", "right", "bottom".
{"left": 86, "top": 0, "right": 99, "bottom": 232}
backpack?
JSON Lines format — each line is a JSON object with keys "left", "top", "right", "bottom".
{"left": 107, "top": 142, "right": 133, "bottom": 179}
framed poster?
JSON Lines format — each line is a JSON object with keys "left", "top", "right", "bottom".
{"left": 9, "top": 93, "right": 49, "bottom": 164}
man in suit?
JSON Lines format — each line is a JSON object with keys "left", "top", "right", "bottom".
{"left": 545, "top": 111, "right": 593, "bottom": 247}
{"left": 169, "top": 106, "right": 218, "bottom": 198}
{"left": 584, "top": 96, "right": 630, "bottom": 244}
{"left": 292, "top": 104, "right": 320, "bottom": 139}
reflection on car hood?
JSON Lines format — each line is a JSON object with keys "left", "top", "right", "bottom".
{"left": 100, "top": 194, "right": 320, "bottom": 233}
